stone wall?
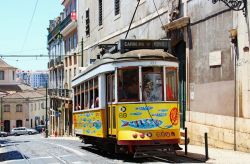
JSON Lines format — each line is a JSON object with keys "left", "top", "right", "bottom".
{"left": 186, "top": 111, "right": 250, "bottom": 152}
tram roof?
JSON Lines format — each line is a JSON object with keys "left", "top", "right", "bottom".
{"left": 72, "top": 49, "right": 177, "bottom": 83}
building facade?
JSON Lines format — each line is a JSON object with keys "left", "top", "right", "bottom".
{"left": 29, "top": 91, "right": 46, "bottom": 128}
{"left": 30, "top": 71, "right": 48, "bottom": 88}
{"left": 0, "top": 59, "right": 47, "bottom": 132}
{"left": 16, "top": 70, "right": 31, "bottom": 86}
{"left": 161, "top": 0, "right": 250, "bottom": 152}
{"left": 47, "top": 0, "right": 77, "bottom": 136}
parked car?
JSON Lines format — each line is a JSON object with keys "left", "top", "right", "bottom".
{"left": 35, "top": 125, "right": 45, "bottom": 133}
{"left": 0, "top": 131, "right": 8, "bottom": 137}
{"left": 11, "top": 127, "right": 38, "bottom": 136}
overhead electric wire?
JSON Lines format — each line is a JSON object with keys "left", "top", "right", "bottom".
{"left": 20, "top": 0, "right": 39, "bottom": 52}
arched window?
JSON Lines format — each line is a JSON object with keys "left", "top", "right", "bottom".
{"left": 4, "top": 105, "right": 10, "bottom": 112}
{"left": 16, "top": 104, "right": 23, "bottom": 112}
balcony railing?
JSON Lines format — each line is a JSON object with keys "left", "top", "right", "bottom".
{"left": 47, "top": 23, "right": 60, "bottom": 43}
{"left": 60, "top": 14, "right": 71, "bottom": 32}
{"left": 48, "top": 88, "right": 72, "bottom": 98}
{"left": 49, "top": 59, "right": 54, "bottom": 68}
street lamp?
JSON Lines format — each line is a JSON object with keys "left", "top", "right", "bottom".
{"left": 210, "top": 0, "right": 247, "bottom": 16}
{"left": 45, "top": 82, "right": 48, "bottom": 138}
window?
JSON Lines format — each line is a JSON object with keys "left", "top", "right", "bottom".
{"left": 80, "top": 84, "right": 84, "bottom": 110}
{"left": 4, "top": 105, "right": 10, "bottom": 112}
{"left": 74, "top": 54, "right": 77, "bottom": 65}
{"left": 99, "top": 0, "right": 103, "bottom": 26}
{"left": 107, "top": 73, "right": 115, "bottom": 102}
{"left": 114, "top": 0, "right": 120, "bottom": 16}
{"left": 73, "top": 32, "right": 77, "bottom": 48}
{"left": 118, "top": 67, "right": 139, "bottom": 102}
{"left": 166, "top": 67, "right": 178, "bottom": 101}
{"left": 74, "top": 68, "right": 76, "bottom": 76}
{"left": 70, "top": 56, "right": 72, "bottom": 66}
{"left": 65, "top": 58, "right": 68, "bottom": 67}
{"left": 16, "top": 104, "right": 23, "bottom": 112}
{"left": 85, "top": 9, "right": 90, "bottom": 36}
{"left": 93, "top": 77, "right": 99, "bottom": 108}
{"left": 16, "top": 120, "right": 22, "bottom": 127}
{"left": 13, "top": 71, "right": 15, "bottom": 80}
{"left": 84, "top": 81, "right": 89, "bottom": 108}
{"left": 142, "top": 67, "right": 163, "bottom": 101}
{"left": 0, "top": 70, "right": 4, "bottom": 80}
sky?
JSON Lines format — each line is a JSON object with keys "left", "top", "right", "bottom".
{"left": 0, "top": 0, "right": 63, "bottom": 71}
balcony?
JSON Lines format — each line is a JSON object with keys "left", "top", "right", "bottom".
{"left": 47, "top": 23, "right": 60, "bottom": 44}
{"left": 49, "top": 59, "right": 54, "bottom": 68}
{"left": 60, "top": 13, "right": 77, "bottom": 37}
{"left": 48, "top": 89, "right": 72, "bottom": 99}
{"left": 54, "top": 56, "right": 64, "bottom": 67}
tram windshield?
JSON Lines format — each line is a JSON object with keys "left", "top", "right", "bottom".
{"left": 142, "top": 67, "right": 163, "bottom": 101}
{"left": 118, "top": 67, "right": 139, "bottom": 102}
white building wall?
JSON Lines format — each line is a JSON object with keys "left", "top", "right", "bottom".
{"left": 78, "top": 0, "right": 171, "bottom": 66}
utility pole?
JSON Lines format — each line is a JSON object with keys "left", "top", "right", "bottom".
{"left": 45, "top": 83, "right": 48, "bottom": 138}
{"left": 0, "top": 97, "right": 3, "bottom": 131}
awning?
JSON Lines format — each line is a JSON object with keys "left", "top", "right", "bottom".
{"left": 162, "top": 17, "right": 190, "bottom": 32}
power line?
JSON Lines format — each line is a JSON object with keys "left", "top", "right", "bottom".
{"left": 20, "top": 0, "right": 39, "bottom": 52}
{"left": 0, "top": 54, "right": 48, "bottom": 58}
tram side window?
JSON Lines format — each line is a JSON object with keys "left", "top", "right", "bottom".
{"left": 166, "top": 67, "right": 178, "bottom": 101}
{"left": 81, "top": 84, "right": 84, "bottom": 110}
{"left": 142, "top": 67, "right": 163, "bottom": 101}
{"left": 93, "top": 77, "right": 99, "bottom": 108}
{"left": 77, "top": 86, "right": 81, "bottom": 110}
{"left": 84, "top": 82, "right": 89, "bottom": 109}
{"left": 118, "top": 68, "right": 139, "bottom": 102}
{"left": 73, "top": 87, "right": 76, "bottom": 111}
{"left": 107, "top": 74, "right": 115, "bottom": 102}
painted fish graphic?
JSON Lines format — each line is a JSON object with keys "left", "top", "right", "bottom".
{"left": 165, "top": 125, "right": 173, "bottom": 129}
{"left": 93, "top": 120, "right": 102, "bottom": 130}
{"left": 158, "top": 109, "right": 168, "bottom": 112}
{"left": 121, "top": 119, "right": 163, "bottom": 129}
{"left": 130, "top": 112, "right": 142, "bottom": 116}
{"left": 135, "top": 106, "right": 153, "bottom": 111}
{"left": 152, "top": 113, "right": 167, "bottom": 117}
{"left": 86, "top": 113, "right": 91, "bottom": 117}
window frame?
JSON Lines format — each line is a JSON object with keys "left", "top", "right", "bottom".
{"left": 117, "top": 67, "right": 140, "bottom": 102}
{"left": 16, "top": 104, "right": 23, "bottom": 112}
{"left": 165, "top": 67, "right": 178, "bottom": 101}
{"left": 141, "top": 67, "right": 164, "bottom": 102}
{"left": 98, "top": 0, "right": 103, "bottom": 26}
{"left": 114, "top": 0, "right": 120, "bottom": 16}
{"left": 4, "top": 104, "right": 10, "bottom": 112}
{"left": 0, "top": 70, "right": 4, "bottom": 80}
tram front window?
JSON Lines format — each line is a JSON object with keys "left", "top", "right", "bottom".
{"left": 142, "top": 67, "right": 163, "bottom": 101}
{"left": 118, "top": 68, "right": 139, "bottom": 102}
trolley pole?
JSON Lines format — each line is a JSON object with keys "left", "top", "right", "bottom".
{"left": 45, "top": 83, "right": 48, "bottom": 138}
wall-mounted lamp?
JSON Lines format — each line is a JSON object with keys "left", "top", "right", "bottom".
{"left": 229, "top": 29, "right": 237, "bottom": 44}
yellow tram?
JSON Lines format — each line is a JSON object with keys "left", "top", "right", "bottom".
{"left": 72, "top": 39, "right": 180, "bottom": 157}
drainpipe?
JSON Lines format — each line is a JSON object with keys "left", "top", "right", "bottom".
{"left": 229, "top": 29, "right": 238, "bottom": 151}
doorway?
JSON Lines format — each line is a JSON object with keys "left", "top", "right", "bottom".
{"left": 4, "top": 120, "right": 10, "bottom": 132}
{"left": 173, "top": 40, "right": 186, "bottom": 129}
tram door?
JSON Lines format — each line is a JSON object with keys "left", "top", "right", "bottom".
{"left": 107, "top": 73, "right": 116, "bottom": 136}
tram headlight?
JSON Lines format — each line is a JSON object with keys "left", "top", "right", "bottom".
{"left": 140, "top": 133, "right": 145, "bottom": 139}
{"left": 146, "top": 132, "right": 152, "bottom": 137}
{"left": 132, "top": 133, "right": 138, "bottom": 138}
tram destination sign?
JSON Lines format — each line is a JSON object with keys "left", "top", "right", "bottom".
{"left": 119, "top": 39, "right": 171, "bottom": 53}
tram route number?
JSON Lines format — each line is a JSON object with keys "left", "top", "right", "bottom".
{"left": 119, "top": 113, "right": 127, "bottom": 118}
